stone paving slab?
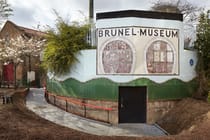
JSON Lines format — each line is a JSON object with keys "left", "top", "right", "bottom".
{"left": 26, "top": 88, "right": 166, "bottom": 137}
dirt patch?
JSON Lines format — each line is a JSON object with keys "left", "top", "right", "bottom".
{"left": 157, "top": 98, "right": 210, "bottom": 135}
{"left": 0, "top": 90, "right": 210, "bottom": 140}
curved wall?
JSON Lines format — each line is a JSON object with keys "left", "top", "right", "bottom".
{"left": 46, "top": 11, "right": 198, "bottom": 124}
{"left": 50, "top": 49, "right": 197, "bottom": 83}
{"left": 47, "top": 49, "right": 197, "bottom": 101}
{"left": 47, "top": 12, "right": 197, "bottom": 101}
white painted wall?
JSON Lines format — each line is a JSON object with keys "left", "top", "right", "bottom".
{"left": 50, "top": 16, "right": 197, "bottom": 83}
{"left": 96, "top": 17, "right": 183, "bottom": 29}
{"left": 52, "top": 49, "right": 197, "bottom": 83}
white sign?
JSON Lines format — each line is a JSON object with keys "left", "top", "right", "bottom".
{"left": 97, "top": 26, "right": 179, "bottom": 75}
{"left": 27, "top": 71, "right": 35, "bottom": 82}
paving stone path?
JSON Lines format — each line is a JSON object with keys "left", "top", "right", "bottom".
{"left": 26, "top": 88, "right": 167, "bottom": 137}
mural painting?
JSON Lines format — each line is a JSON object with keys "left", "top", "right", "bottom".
{"left": 97, "top": 27, "right": 179, "bottom": 75}
{"left": 146, "top": 40, "right": 175, "bottom": 73}
{"left": 102, "top": 40, "right": 134, "bottom": 73}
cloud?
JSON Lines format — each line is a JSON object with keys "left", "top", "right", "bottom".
{"left": 121, "top": 0, "right": 152, "bottom": 10}
{"left": 94, "top": 0, "right": 152, "bottom": 13}
{"left": 8, "top": 0, "right": 91, "bottom": 29}
{"left": 8, "top": 3, "right": 36, "bottom": 28}
{"left": 6, "top": 0, "right": 210, "bottom": 30}
{"left": 95, "top": 0, "right": 122, "bottom": 12}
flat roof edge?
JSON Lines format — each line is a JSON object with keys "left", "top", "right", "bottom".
{"left": 96, "top": 10, "right": 183, "bottom": 21}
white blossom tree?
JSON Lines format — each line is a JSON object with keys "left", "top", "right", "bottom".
{"left": 0, "top": 35, "right": 45, "bottom": 88}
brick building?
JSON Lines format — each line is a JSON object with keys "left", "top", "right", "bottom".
{"left": 0, "top": 20, "right": 46, "bottom": 87}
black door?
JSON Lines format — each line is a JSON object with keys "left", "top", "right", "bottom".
{"left": 119, "top": 86, "right": 147, "bottom": 123}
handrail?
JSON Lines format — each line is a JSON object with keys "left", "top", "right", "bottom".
{"left": 47, "top": 92, "right": 113, "bottom": 111}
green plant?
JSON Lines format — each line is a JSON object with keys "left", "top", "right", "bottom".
{"left": 194, "top": 10, "right": 210, "bottom": 99}
{"left": 42, "top": 13, "right": 91, "bottom": 76}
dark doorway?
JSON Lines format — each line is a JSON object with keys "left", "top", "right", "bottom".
{"left": 3, "top": 63, "right": 14, "bottom": 85}
{"left": 119, "top": 86, "right": 147, "bottom": 123}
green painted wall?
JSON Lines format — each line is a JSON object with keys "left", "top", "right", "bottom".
{"left": 47, "top": 78, "right": 198, "bottom": 101}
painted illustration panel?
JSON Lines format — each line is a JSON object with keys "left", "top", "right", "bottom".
{"left": 97, "top": 27, "right": 179, "bottom": 75}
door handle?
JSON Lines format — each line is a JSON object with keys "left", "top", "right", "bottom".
{"left": 120, "top": 98, "right": 124, "bottom": 108}
{"left": 121, "top": 103, "right": 124, "bottom": 108}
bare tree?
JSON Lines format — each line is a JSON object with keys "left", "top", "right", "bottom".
{"left": 151, "top": 0, "right": 203, "bottom": 48}
{"left": 0, "top": 0, "right": 13, "bottom": 24}
{"left": 151, "top": 0, "right": 202, "bottom": 19}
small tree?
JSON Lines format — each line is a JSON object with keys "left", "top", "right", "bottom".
{"left": 42, "top": 13, "right": 91, "bottom": 76}
{"left": 194, "top": 10, "right": 210, "bottom": 99}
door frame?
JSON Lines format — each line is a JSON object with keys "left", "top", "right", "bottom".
{"left": 118, "top": 86, "right": 147, "bottom": 123}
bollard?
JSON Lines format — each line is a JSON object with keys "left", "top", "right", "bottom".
{"left": 2, "top": 95, "right": 13, "bottom": 104}
{"left": 6, "top": 96, "right": 12, "bottom": 104}
{"left": 2, "top": 96, "right": 5, "bottom": 104}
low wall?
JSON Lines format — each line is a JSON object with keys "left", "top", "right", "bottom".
{"left": 147, "top": 100, "right": 178, "bottom": 124}
{"left": 47, "top": 92, "right": 118, "bottom": 124}
{"left": 46, "top": 92, "right": 179, "bottom": 124}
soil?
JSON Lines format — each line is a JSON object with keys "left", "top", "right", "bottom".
{"left": 0, "top": 89, "right": 210, "bottom": 140}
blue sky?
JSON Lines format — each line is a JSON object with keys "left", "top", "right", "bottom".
{"left": 6, "top": 0, "right": 210, "bottom": 30}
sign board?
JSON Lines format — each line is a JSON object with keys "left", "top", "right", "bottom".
{"left": 27, "top": 71, "right": 35, "bottom": 82}
{"left": 97, "top": 26, "right": 179, "bottom": 75}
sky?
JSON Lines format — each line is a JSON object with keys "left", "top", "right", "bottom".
{"left": 6, "top": 0, "right": 210, "bottom": 30}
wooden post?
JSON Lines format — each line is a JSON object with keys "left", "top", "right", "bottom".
{"left": 107, "top": 110, "right": 110, "bottom": 123}
{"left": 54, "top": 95, "right": 56, "bottom": 105}
{"left": 66, "top": 100, "right": 68, "bottom": 112}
